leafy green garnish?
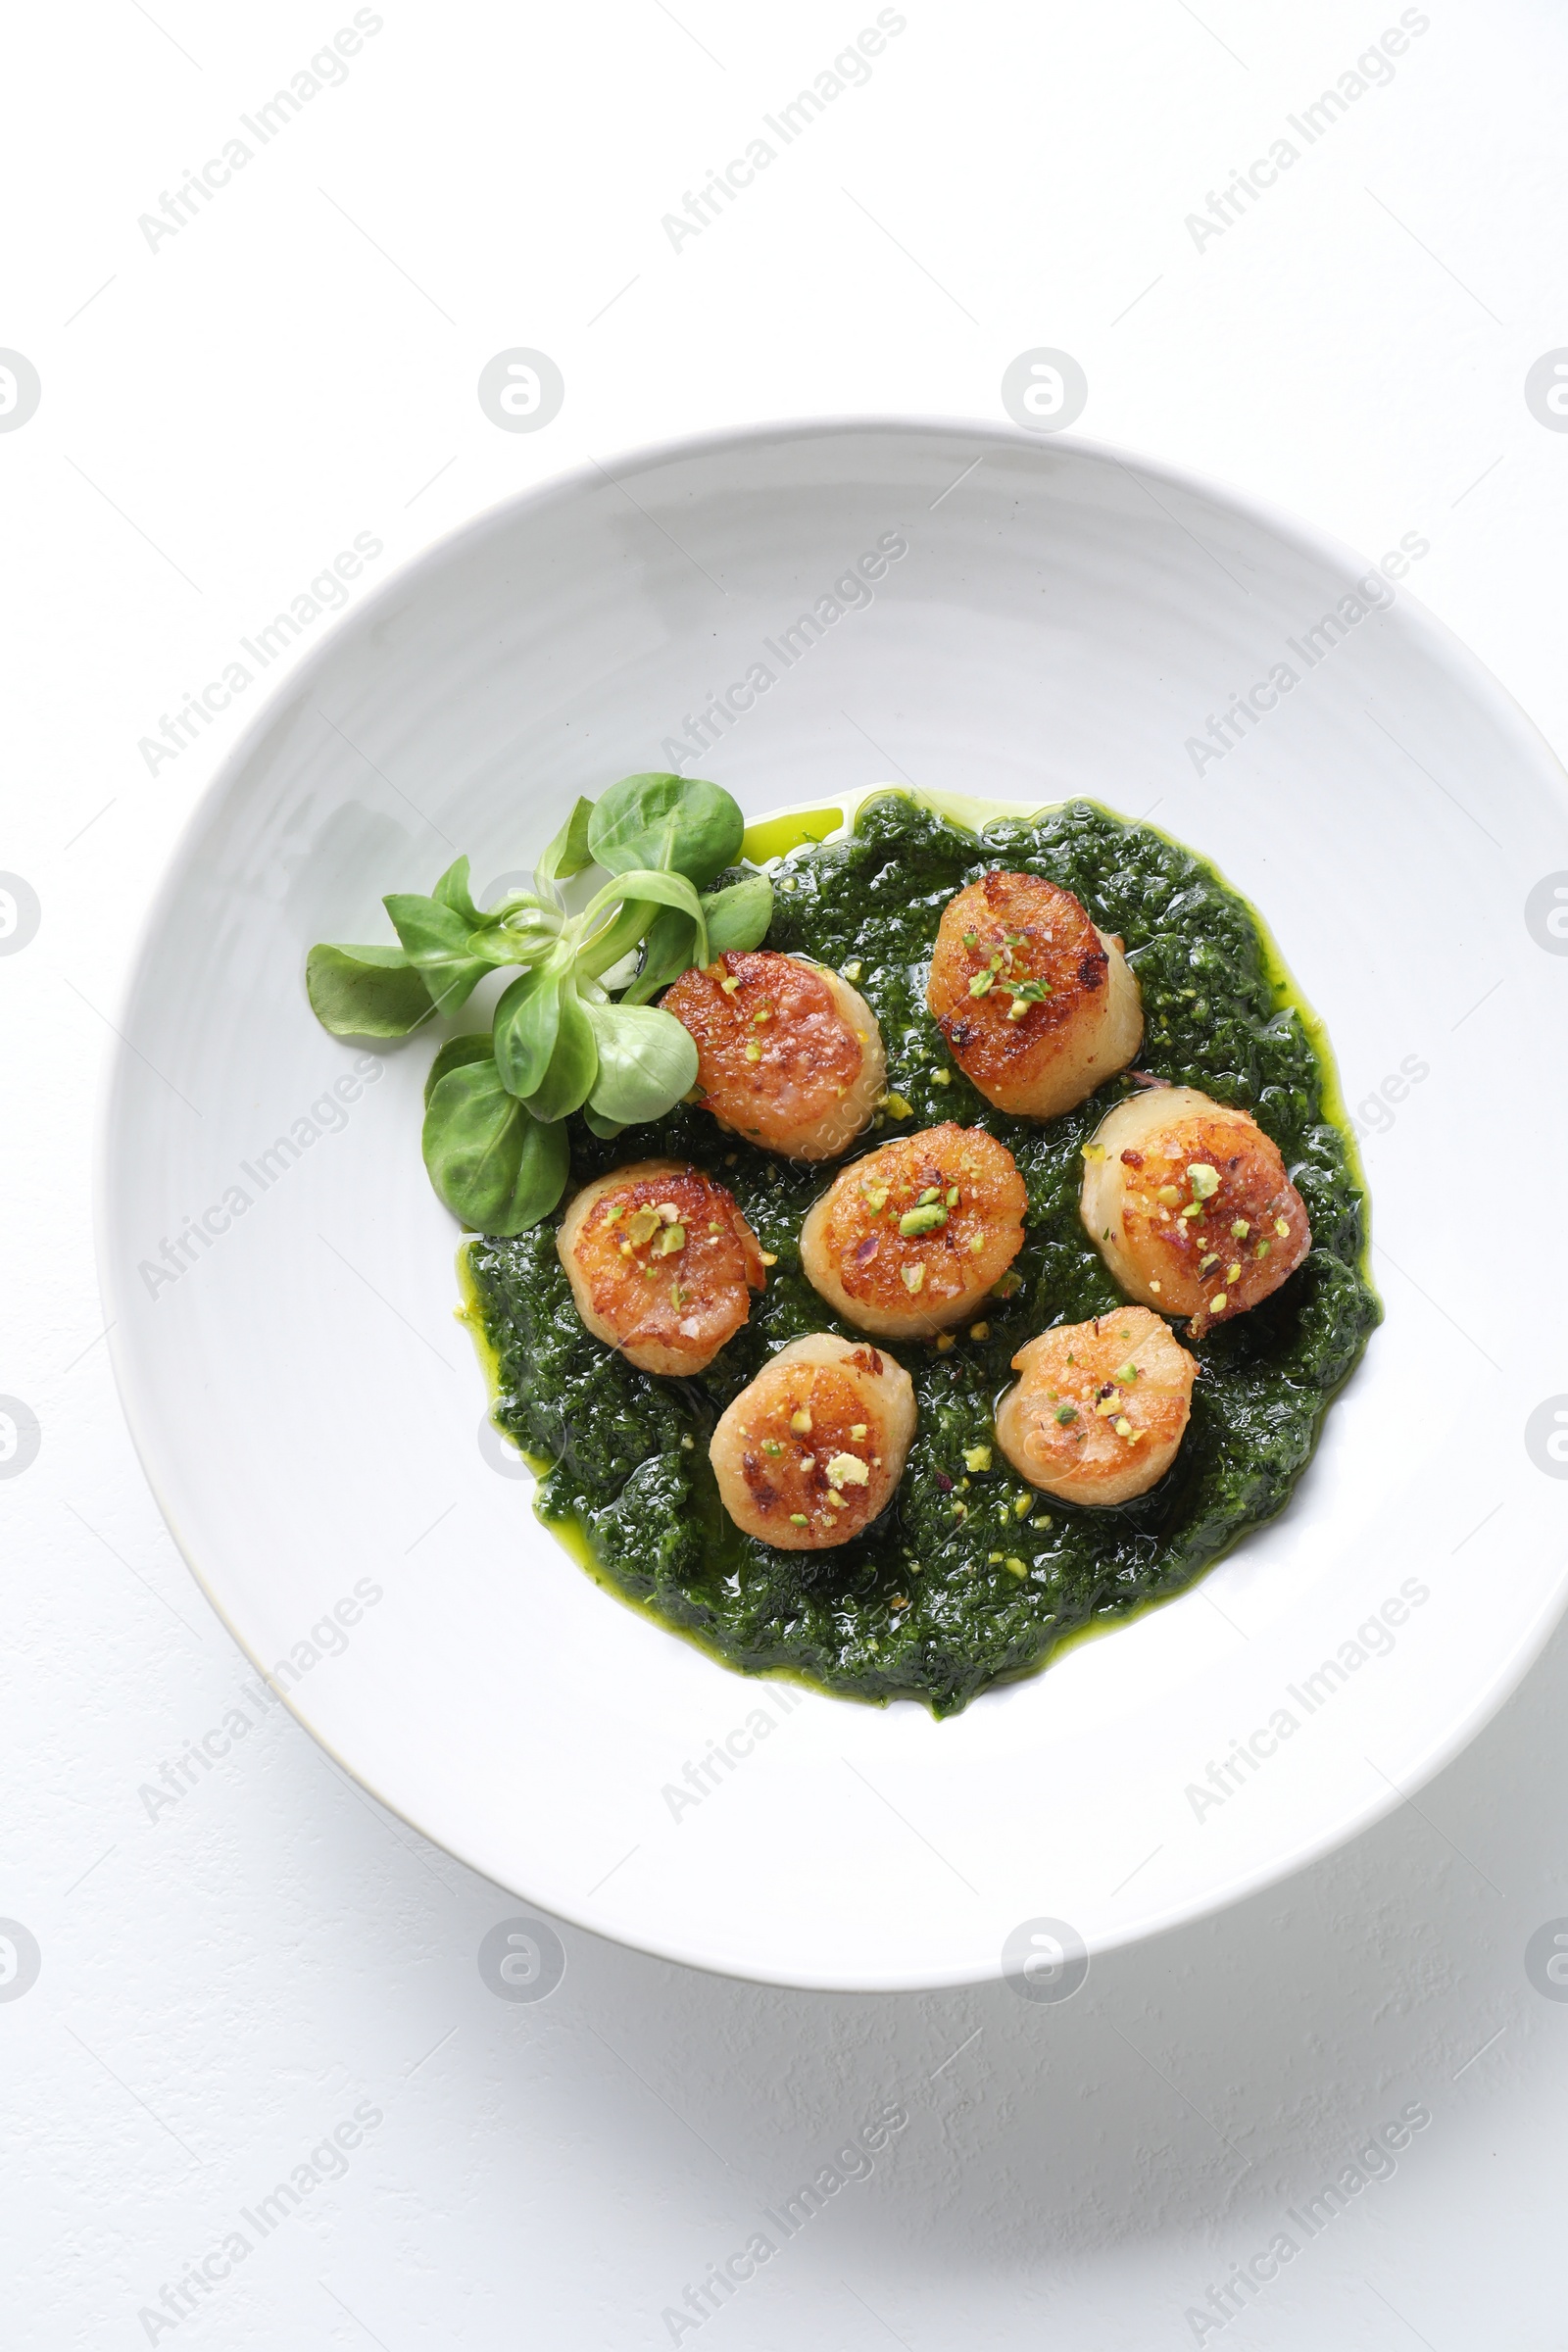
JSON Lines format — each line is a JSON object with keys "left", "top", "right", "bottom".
{"left": 420, "top": 1055, "right": 570, "bottom": 1236}
{"left": 305, "top": 773, "right": 771, "bottom": 1235}
{"left": 306, "top": 943, "right": 434, "bottom": 1038}
{"left": 585, "top": 1000, "right": 700, "bottom": 1126}
{"left": 586, "top": 771, "right": 744, "bottom": 883}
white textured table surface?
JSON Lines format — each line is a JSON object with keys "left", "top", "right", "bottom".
{"left": 7, "top": 3, "right": 1568, "bottom": 2344}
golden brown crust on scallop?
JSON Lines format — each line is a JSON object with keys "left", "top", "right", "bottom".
{"left": 926, "top": 870, "right": 1142, "bottom": 1117}
{"left": 799, "top": 1123, "right": 1027, "bottom": 1338}
{"left": 995, "top": 1307, "right": 1198, "bottom": 1506}
{"left": 710, "top": 1333, "right": 916, "bottom": 1549}
{"left": 557, "top": 1158, "right": 764, "bottom": 1375}
{"left": 662, "top": 950, "right": 885, "bottom": 1159}
{"left": 1079, "top": 1088, "right": 1310, "bottom": 1337}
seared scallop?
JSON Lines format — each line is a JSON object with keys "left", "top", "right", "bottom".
{"left": 800, "top": 1123, "right": 1027, "bottom": 1339}
{"left": 710, "top": 1333, "right": 915, "bottom": 1550}
{"left": 926, "top": 869, "right": 1143, "bottom": 1117}
{"left": 995, "top": 1307, "right": 1198, "bottom": 1506}
{"left": 1080, "top": 1086, "right": 1311, "bottom": 1337}
{"left": 662, "top": 950, "right": 886, "bottom": 1160}
{"left": 557, "top": 1158, "right": 765, "bottom": 1374}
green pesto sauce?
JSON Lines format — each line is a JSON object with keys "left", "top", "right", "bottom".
{"left": 463, "top": 793, "right": 1381, "bottom": 1717}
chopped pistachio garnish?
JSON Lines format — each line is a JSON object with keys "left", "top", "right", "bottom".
{"left": 962, "top": 931, "right": 978, "bottom": 947}
{"left": 1275, "top": 1215, "right": 1291, "bottom": 1237}
{"left": 653, "top": 1224, "right": 686, "bottom": 1255}
{"left": 1226, "top": 1260, "right": 1242, "bottom": 1282}
{"left": 752, "top": 1007, "right": 772, "bottom": 1025}
{"left": 1054, "top": 1403, "right": 1078, "bottom": 1425}
{"left": 862, "top": 1183, "right": 889, "bottom": 1211}
{"left": 968, "top": 969, "right": 995, "bottom": 998}
{"left": 788, "top": 1513, "right": 808, "bottom": 1526}
{"left": 1149, "top": 1279, "right": 1161, "bottom": 1294}
{"left": 1210, "top": 1291, "right": 1228, "bottom": 1311}
{"left": 1199, "top": 1251, "right": 1218, "bottom": 1271}
{"left": 762, "top": 1440, "right": 783, "bottom": 1456}
{"left": 842, "top": 959, "right": 862, "bottom": 980}
{"left": 1004, "top": 1557, "right": 1027, "bottom": 1577}
{"left": 719, "top": 974, "right": 741, "bottom": 995}
{"left": 1156, "top": 1184, "right": 1181, "bottom": 1207}
{"left": 625, "top": 1206, "right": 662, "bottom": 1247}
{"left": 790, "top": 1407, "right": 812, "bottom": 1435}
{"left": 605, "top": 1203, "right": 625, "bottom": 1223}
{"left": 899, "top": 1203, "right": 948, "bottom": 1236}
{"left": 744, "top": 1043, "right": 761, "bottom": 1062}
{"left": 1253, "top": 1240, "right": 1270, "bottom": 1259}
{"left": 962, "top": 1444, "right": 993, "bottom": 1474}
{"left": 1081, "top": 1142, "right": 1106, "bottom": 1162}
{"left": 1112, "top": 1361, "right": 1139, "bottom": 1384}
{"left": 935, "top": 1332, "right": 956, "bottom": 1351}
{"left": 1005, "top": 997, "right": 1029, "bottom": 1022}
{"left": 850, "top": 1423, "right": 868, "bottom": 1440}
{"left": 967, "top": 1234, "right": 987, "bottom": 1254}
{"left": 759, "top": 1250, "right": 778, "bottom": 1266}
{"left": 1188, "top": 1163, "right": 1219, "bottom": 1200}
{"left": 1014, "top": 1492, "right": 1033, "bottom": 1518}
{"left": 1230, "top": 1218, "right": 1250, "bottom": 1239}
{"left": 882, "top": 1092, "right": 913, "bottom": 1119}
{"left": 969, "top": 1321, "right": 990, "bottom": 1341}
{"left": 901, "top": 1263, "right": 926, "bottom": 1294}
{"left": 826, "top": 1452, "right": 870, "bottom": 1489}
{"left": 824, "top": 1490, "right": 846, "bottom": 1509}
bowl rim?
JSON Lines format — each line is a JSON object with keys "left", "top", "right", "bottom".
{"left": 94, "top": 413, "right": 1568, "bottom": 1988}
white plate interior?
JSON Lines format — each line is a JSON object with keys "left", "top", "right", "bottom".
{"left": 101, "top": 420, "right": 1568, "bottom": 1988}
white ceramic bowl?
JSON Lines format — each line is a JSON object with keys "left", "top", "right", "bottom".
{"left": 101, "top": 419, "right": 1568, "bottom": 1989}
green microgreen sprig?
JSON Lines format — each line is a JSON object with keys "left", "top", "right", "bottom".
{"left": 305, "top": 770, "right": 772, "bottom": 1234}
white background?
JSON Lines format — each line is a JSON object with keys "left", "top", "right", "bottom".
{"left": 6, "top": 1, "right": 1568, "bottom": 2345}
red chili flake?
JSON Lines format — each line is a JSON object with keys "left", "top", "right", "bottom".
{"left": 1120, "top": 1150, "right": 1144, "bottom": 1166}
